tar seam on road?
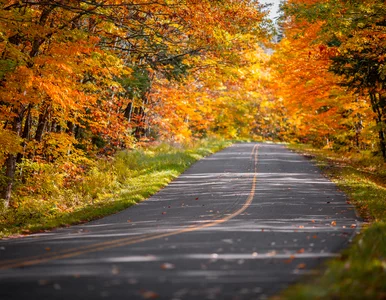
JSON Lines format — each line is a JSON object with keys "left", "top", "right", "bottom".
{"left": 0, "top": 144, "right": 259, "bottom": 270}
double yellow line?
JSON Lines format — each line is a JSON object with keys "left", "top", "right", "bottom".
{"left": 1, "top": 144, "right": 259, "bottom": 270}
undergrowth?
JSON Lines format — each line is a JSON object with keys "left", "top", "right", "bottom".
{"left": 277, "top": 144, "right": 386, "bottom": 299}
{"left": 0, "top": 138, "right": 232, "bottom": 237}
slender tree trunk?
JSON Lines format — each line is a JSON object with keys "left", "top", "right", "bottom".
{"left": 2, "top": 155, "right": 17, "bottom": 208}
{"left": 66, "top": 121, "right": 75, "bottom": 134}
{"left": 370, "top": 92, "right": 386, "bottom": 160}
{"left": 75, "top": 125, "right": 82, "bottom": 140}
{"left": 379, "top": 126, "right": 386, "bottom": 159}
{"left": 134, "top": 94, "right": 150, "bottom": 139}
{"left": 35, "top": 105, "right": 50, "bottom": 142}
{"left": 17, "top": 104, "right": 33, "bottom": 163}
{"left": 124, "top": 102, "right": 133, "bottom": 122}
{"left": 22, "top": 104, "right": 32, "bottom": 140}
{"left": 2, "top": 108, "right": 24, "bottom": 208}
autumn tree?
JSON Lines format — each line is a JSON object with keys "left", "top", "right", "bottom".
{"left": 279, "top": 0, "right": 386, "bottom": 156}
{"left": 0, "top": 0, "right": 193, "bottom": 207}
{"left": 0, "top": 0, "right": 272, "bottom": 208}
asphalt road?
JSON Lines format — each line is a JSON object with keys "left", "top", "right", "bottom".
{"left": 0, "top": 143, "right": 360, "bottom": 300}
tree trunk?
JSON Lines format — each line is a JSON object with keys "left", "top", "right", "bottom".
{"left": 35, "top": 105, "right": 50, "bottom": 142}
{"left": 134, "top": 93, "right": 150, "bottom": 139}
{"left": 2, "top": 108, "right": 24, "bottom": 208}
{"left": 370, "top": 92, "right": 386, "bottom": 160}
{"left": 379, "top": 127, "right": 386, "bottom": 160}
{"left": 22, "top": 104, "right": 32, "bottom": 139}
{"left": 17, "top": 104, "right": 33, "bottom": 163}
{"left": 124, "top": 101, "right": 133, "bottom": 122}
{"left": 66, "top": 121, "right": 75, "bottom": 134}
{"left": 2, "top": 155, "right": 17, "bottom": 208}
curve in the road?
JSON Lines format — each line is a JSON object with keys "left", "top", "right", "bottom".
{"left": 0, "top": 143, "right": 360, "bottom": 300}
{"left": 0, "top": 145, "right": 259, "bottom": 270}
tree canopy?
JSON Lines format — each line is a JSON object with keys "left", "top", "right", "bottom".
{"left": 271, "top": 0, "right": 386, "bottom": 154}
{"left": 0, "top": 0, "right": 273, "bottom": 207}
{"left": 2, "top": 0, "right": 386, "bottom": 209}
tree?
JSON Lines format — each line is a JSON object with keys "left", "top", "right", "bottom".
{"left": 0, "top": 0, "right": 272, "bottom": 207}
{"left": 279, "top": 0, "right": 386, "bottom": 157}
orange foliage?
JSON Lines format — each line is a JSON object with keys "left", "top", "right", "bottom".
{"left": 0, "top": 0, "right": 272, "bottom": 206}
{"left": 271, "top": 0, "right": 377, "bottom": 149}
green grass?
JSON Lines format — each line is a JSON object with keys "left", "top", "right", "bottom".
{"left": 276, "top": 144, "right": 386, "bottom": 300}
{"left": 0, "top": 138, "right": 232, "bottom": 237}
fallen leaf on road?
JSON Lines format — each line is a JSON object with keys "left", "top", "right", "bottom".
{"left": 297, "top": 248, "right": 305, "bottom": 254}
{"left": 45, "top": 247, "right": 51, "bottom": 251}
{"left": 296, "top": 263, "right": 306, "bottom": 269}
{"left": 350, "top": 224, "right": 357, "bottom": 228}
{"left": 284, "top": 255, "right": 295, "bottom": 264}
{"left": 195, "top": 197, "right": 199, "bottom": 200}
{"left": 160, "top": 263, "right": 175, "bottom": 270}
{"left": 111, "top": 265, "right": 120, "bottom": 275}
{"left": 331, "top": 221, "right": 337, "bottom": 226}
{"left": 140, "top": 290, "right": 159, "bottom": 299}
{"left": 38, "top": 279, "right": 50, "bottom": 286}
{"left": 161, "top": 212, "right": 166, "bottom": 215}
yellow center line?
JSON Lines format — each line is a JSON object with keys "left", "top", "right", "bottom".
{"left": 0, "top": 144, "right": 259, "bottom": 270}
{"left": 0, "top": 232, "right": 168, "bottom": 266}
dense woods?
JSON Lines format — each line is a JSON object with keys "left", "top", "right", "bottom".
{"left": 0, "top": 0, "right": 273, "bottom": 209}
{"left": 1, "top": 0, "right": 386, "bottom": 218}
{"left": 272, "top": 0, "right": 386, "bottom": 157}
{"left": 2, "top": 1, "right": 386, "bottom": 297}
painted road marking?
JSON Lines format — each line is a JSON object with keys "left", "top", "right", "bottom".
{"left": 0, "top": 144, "right": 259, "bottom": 270}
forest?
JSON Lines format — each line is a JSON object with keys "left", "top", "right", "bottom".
{"left": 1, "top": 1, "right": 386, "bottom": 298}
{"left": 274, "top": 0, "right": 386, "bottom": 156}
{"left": 0, "top": 0, "right": 273, "bottom": 211}
{"left": 1, "top": 0, "right": 386, "bottom": 231}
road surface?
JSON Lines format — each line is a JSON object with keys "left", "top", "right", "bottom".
{"left": 0, "top": 143, "right": 360, "bottom": 300}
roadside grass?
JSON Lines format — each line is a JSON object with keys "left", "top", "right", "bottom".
{"left": 276, "top": 144, "right": 386, "bottom": 299}
{"left": 0, "top": 138, "right": 232, "bottom": 238}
